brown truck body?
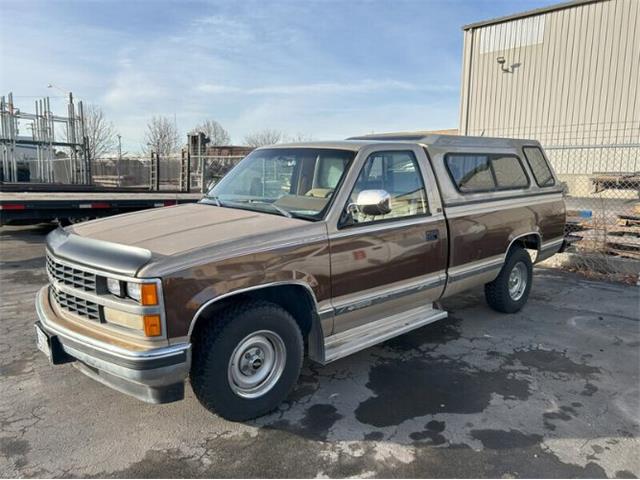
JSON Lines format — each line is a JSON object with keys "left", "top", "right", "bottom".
{"left": 35, "top": 133, "right": 566, "bottom": 409}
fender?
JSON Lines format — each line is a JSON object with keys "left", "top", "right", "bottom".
{"left": 505, "top": 231, "right": 542, "bottom": 261}
{"left": 186, "top": 281, "right": 327, "bottom": 363}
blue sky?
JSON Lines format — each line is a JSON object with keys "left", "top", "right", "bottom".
{"left": 1, "top": 0, "right": 557, "bottom": 152}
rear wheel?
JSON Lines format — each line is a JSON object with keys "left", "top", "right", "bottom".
{"left": 485, "top": 246, "right": 533, "bottom": 313}
{"left": 190, "top": 300, "right": 303, "bottom": 421}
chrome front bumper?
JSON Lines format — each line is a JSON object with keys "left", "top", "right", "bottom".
{"left": 35, "top": 286, "right": 191, "bottom": 404}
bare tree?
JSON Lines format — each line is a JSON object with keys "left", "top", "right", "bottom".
{"left": 285, "top": 133, "right": 313, "bottom": 143}
{"left": 143, "top": 116, "right": 180, "bottom": 157}
{"left": 190, "top": 119, "right": 231, "bottom": 146}
{"left": 243, "top": 128, "right": 283, "bottom": 147}
{"left": 83, "top": 105, "right": 117, "bottom": 160}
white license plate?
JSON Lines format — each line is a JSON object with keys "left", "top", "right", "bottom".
{"left": 35, "top": 325, "right": 52, "bottom": 361}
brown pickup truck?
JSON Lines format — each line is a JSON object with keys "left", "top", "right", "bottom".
{"left": 35, "top": 133, "right": 566, "bottom": 420}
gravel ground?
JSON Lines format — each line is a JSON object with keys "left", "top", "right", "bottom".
{"left": 1, "top": 224, "right": 638, "bottom": 478}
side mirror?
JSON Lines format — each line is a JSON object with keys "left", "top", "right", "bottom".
{"left": 353, "top": 189, "right": 392, "bottom": 216}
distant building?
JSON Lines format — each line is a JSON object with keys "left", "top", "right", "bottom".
{"left": 423, "top": 129, "right": 459, "bottom": 136}
{"left": 187, "top": 132, "right": 254, "bottom": 158}
{"left": 204, "top": 145, "right": 255, "bottom": 157}
{"left": 458, "top": 0, "right": 639, "bottom": 193}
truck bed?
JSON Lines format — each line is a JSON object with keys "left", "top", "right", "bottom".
{"left": 0, "top": 191, "right": 202, "bottom": 225}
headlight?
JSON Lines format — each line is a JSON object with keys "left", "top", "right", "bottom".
{"left": 106, "top": 278, "right": 122, "bottom": 297}
{"left": 126, "top": 282, "right": 159, "bottom": 306}
{"left": 126, "top": 282, "right": 141, "bottom": 302}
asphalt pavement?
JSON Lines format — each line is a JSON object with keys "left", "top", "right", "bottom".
{"left": 1, "top": 224, "right": 638, "bottom": 478}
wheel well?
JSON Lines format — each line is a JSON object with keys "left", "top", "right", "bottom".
{"left": 190, "top": 284, "right": 316, "bottom": 340}
{"left": 509, "top": 233, "right": 541, "bottom": 256}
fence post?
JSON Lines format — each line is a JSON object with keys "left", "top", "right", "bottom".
{"left": 149, "top": 151, "right": 160, "bottom": 191}
{"left": 186, "top": 150, "right": 191, "bottom": 192}
{"left": 200, "top": 154, "right": 206, "bottom": 193}
{"left": 179, "top": 149, "right": 190, "bottom": 193}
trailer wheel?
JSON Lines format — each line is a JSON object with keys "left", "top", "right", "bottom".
{"left": 190, "top": 300, "right": 303, "bottom": 421}
{"left": 485, "top": 246, "right": 533, "bottom": 313}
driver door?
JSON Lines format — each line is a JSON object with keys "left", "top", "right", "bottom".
{"left": 328, "top": 148, "right": 448, "bottom": 334}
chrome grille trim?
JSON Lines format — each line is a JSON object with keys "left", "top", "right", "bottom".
{"left": 51, "top": 288, "right": 101, "bottom": 322}
{"left": 44, "top": 250, "right": 168, "bottom": 340}
{"left": 46, "top": 254, "right": 97, "bottom": 292}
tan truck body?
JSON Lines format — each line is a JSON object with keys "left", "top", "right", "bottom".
{"left": 35, "top": 133, "right": 565, "bottom": 416}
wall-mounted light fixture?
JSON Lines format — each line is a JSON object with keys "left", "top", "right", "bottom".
{"left": 496, "top": 56, "right": 521, "bottom": 73}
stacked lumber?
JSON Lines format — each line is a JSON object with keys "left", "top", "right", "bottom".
{"left": 566, "top": 204, "right": 640, "bottom": 260}
{"left": 607, "top": 204, "right": 640, "bottom": 259}
{"left": 565, "top": 209, "right": 590, "bottom": 235}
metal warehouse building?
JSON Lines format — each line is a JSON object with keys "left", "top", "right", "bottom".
{"left": 459, "top": 0, "right": 639, "bottom": 198}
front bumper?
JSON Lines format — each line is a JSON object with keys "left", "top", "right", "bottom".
{"left": 35, "top": 286, "right": 191, "bottom": 404}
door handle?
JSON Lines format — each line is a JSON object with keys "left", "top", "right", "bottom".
{"left": 425, "top": 230, "right": 439, "bottom": 242}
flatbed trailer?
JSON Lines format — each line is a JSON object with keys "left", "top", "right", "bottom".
{"left": 0, "top": 190, "right": 202, "bottom": 225}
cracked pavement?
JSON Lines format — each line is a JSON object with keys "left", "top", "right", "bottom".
{"left": 1, "top": 224, "right": 639, "bottom": 478}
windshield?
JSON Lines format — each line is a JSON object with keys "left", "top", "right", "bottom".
{"left": 204, "top": 148, "right": 355, "bottom": 220}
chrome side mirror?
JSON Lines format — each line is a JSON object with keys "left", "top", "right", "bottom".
{"left": 352, "top": 189, "right": 391, "bottom": 216}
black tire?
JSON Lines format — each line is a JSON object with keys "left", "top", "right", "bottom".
{"left": 484, "top": 246, "right": 533, "bottom": 313}
{"left": 190, "top": 300, "right": 303, "bottom": 421}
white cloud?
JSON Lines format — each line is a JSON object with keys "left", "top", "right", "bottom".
{"left": 103, "top": 70, "right": 167, "bottom": 106}
{"left": 1, "top": 3, "right": 463, "bottom": 153}
{"left": 197, "top": 79, "right": 456, "bottom": 96}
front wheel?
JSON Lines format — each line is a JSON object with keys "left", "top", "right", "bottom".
{"left": 485, "top": 246, "right": 533, "bottom": 313}
{"left": 190, "top": 301, "right": 303, "bottom": 421}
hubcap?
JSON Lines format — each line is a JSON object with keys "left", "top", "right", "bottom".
{"left": 228, "top": 330, "right": 286, "bottom": 399}
{"left": 508, "top": 261, "right": 528, "bottom": 301}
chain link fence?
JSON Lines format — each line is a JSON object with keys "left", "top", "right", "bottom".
{"left": 92, "top": 153, "right": 246, "bottom": 192}
{"left": 92, "top": 157, "right": 151, "bottom": 188}
{"left": 545, "top": 141, "right": 639, "bottom": 278}
{"left": 468, "top": 121, "right": 640, "bottom": 279}
{"left": 93, "top": 154, "right": 183, "bottom": 190}
{"left": 15, "top": 130, "right": 638, "bottom": 278}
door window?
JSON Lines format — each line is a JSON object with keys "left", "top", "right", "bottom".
{"left": 343, "top": 151, "right": 429, "bottom": 225}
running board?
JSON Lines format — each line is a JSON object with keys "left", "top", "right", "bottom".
{"left": 321, "top": 305, "right": 448, "bottom": 364}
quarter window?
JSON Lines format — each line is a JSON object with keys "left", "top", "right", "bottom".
{"left": 446, "top": 153, "right": 529, "bottom": 192}
{"left": 446, "top": 155, "right": 494, "bottom": 192}
{"left": 492, "top": 155, "right": 529, "bottom": 188}
{"left": 523, "top": 146, "right": 555, "bottom": 187}
{"left": 344, "top": 151, "right": 429, "bottom": 225}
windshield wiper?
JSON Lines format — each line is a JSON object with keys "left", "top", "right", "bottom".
{"left": 202, "top": 196, "right": 302, "bottom": 220}
{"left": 202, "top": 195, "right": 223, "bottom": 207}
{"left": 248, "top": 200, "right": 293, "bottom": 218}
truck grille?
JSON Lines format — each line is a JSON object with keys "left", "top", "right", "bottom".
{"left": 46, "top": 254, "right": 97, "bottom": 292}
{"left": 51, "top": 288, "right": 101, "bottom": 322}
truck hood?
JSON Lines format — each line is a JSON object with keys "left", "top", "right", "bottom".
{"left": 68, "top": 203, "right": 311, "bottom": 256}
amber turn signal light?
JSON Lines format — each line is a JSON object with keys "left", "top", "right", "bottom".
{"left": 143, "top": 314, "right": 162, "bottom": 337}
{"left": 140, "top": 283, "right": 159, "bottom": 306}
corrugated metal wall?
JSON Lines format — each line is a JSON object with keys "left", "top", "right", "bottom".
{"left": 459, "top": 0, "right": 639, "bottom": 176}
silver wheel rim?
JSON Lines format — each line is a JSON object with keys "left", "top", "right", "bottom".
{"left": 508, "top": 261, "right": 528, "bottom": 301}
{"left": 227, "top": 330, "right": 286, "bottom": 399}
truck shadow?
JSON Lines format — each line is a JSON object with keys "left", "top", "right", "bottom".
{"left": 247, "top": 282, "right": 638, "bottom": 477}
{"left": 0, "top": 223, "right": 57, "bottom": 245}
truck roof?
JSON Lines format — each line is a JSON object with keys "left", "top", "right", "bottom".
{"left": 264, "top": 133, "right": 540, "bottom": 151}
{"left": 346, "top": 132, "right": 540, "bottom": 148}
